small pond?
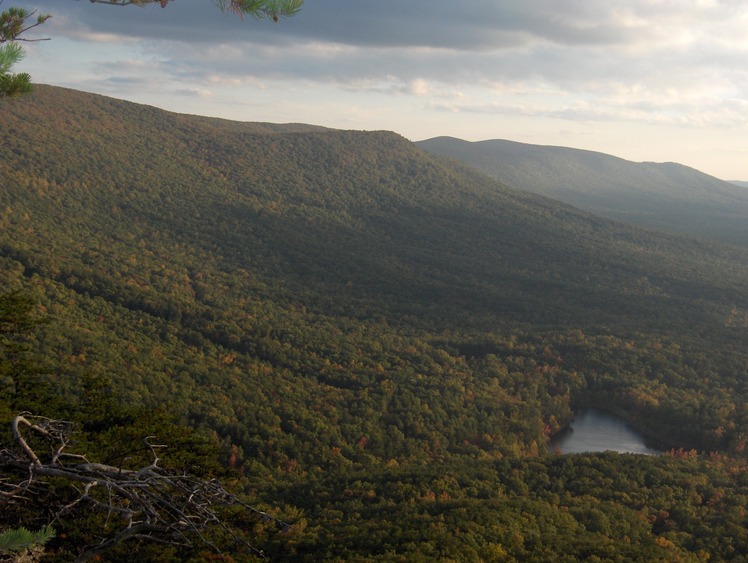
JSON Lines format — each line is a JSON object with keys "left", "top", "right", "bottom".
{"left": 548, "top": 407, "right": 661, "bottom": 455}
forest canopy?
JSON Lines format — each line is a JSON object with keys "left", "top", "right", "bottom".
{"left": 1, "top": 78, "right": 747, "bottom": 560}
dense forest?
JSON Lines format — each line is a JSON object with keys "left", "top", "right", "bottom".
{"left": 1, "top": 85, "right": 747, "bottom": 561}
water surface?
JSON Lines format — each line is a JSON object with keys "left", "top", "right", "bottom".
{"left": 548, "top": 407, "right": 660, "bottom": 455}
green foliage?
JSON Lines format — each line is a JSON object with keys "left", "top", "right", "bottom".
{"left": 0, "top": 5, "right": 50, "bottom": 98}
{"left": 0, "top": 290, "right": 40, "bottom": 333}
{"left": 0, "top": 290, "right": 57, "bottom": 417}
{"left": 211, "top": 0, "right": 304, "bottom": 19}
{"left": 252, "top": 453, "right": 748, "bottom": 561}
{"left": 0, "top": 40, "right": 21, "bottom": 71}
{"left": 0, "top": 525, "right": 55, "bottom": 554}
{"left": 1, "top": 6, "right": 49, "bottom": 40}
{"left": 0, "top": 42, "right": 30, "bottom": 97}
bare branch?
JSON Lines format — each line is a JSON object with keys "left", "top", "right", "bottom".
{"left": 11, "top": 414, "right": 44, "bottom": 466}
{"left": 2, "top": 413, "right": 289, "bottom": 560}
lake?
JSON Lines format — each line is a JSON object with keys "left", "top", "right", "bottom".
{"left": 548, "top": 407, "right": 661, "bottom": 455}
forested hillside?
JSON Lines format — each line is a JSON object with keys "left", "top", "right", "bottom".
{"left": 1, "top": 85, "right": 747, "bottom": 561}
{"left": 417, "top": 136, "right": 748, "bottom": 247}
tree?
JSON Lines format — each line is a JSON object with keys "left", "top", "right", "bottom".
{"left": 0, "top": 292, "right": 289, "bottom": 559}
{"left": 1, "top": 0, "right": 303, "bottom": 97}
{"left": 0, "top": 3, "right": 50, "bottom": 97}
{"left": 87, "top": 0, "right": 304, "bottom": 22}
{"left": 0, "top": 291, "right": 53, "bottom": 416}
{"left": 0, "top": 525, "right": 55, "bottom": 560}
{"left": 1, "top": 413, "right": 289, "bottom": 560}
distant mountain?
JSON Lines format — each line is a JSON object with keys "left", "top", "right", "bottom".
{"left": 417, "top": 136, "right": 748, "bottom": 246}
{"left": 729, "top": 180, "right": 748, "bottom": 188}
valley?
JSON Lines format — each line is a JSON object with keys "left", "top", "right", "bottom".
{"left": 1, "top": 85, "right": 747, "bottom": 561}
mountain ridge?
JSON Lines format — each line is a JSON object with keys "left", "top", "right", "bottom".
{"left": 416, "top": 135, "right": 748, "bottom": 246}
{"left": 5, "top": 87, "right": 748, "bottom": 335}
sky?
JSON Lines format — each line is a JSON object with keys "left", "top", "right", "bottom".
{"left": 10, "top": 0, "right": 748, "bottom": 180}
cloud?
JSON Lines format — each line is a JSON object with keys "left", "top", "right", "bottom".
{"left": 23, "top": 0, "right": 655, "bottom": 50}
{"left": 12, "top": 0, "right": 748, "bottom": 178}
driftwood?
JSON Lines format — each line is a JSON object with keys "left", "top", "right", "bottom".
{"left": 1, "top": 413, "right": 287, "bottom": 562}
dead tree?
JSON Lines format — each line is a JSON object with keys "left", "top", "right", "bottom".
{"left": 1, "top": 413, "right": 287, "bottom": 562}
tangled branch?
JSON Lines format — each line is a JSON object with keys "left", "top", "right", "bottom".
{"left": 1, "top": 413, "right": 288, "bottom": 561}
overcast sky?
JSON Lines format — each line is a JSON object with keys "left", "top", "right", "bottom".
{"left": 12, "top": 0, "right": 748, "bottom": 180}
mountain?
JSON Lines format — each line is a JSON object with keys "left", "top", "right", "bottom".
{"left": 730, "top": 180, "right": 748, "bottom": 188}
{"left": 416, "top": 136, "right": 748, "bottom": 246}
{"left": 2, "top": 85, "right": 748, "bottom": 560}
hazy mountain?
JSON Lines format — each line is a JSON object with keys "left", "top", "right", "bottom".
{"left": 417, "top": 136, "right": 748, "bottom": 246}
{"left": 729, "top": 180, "right": 748, "bottom": 188}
